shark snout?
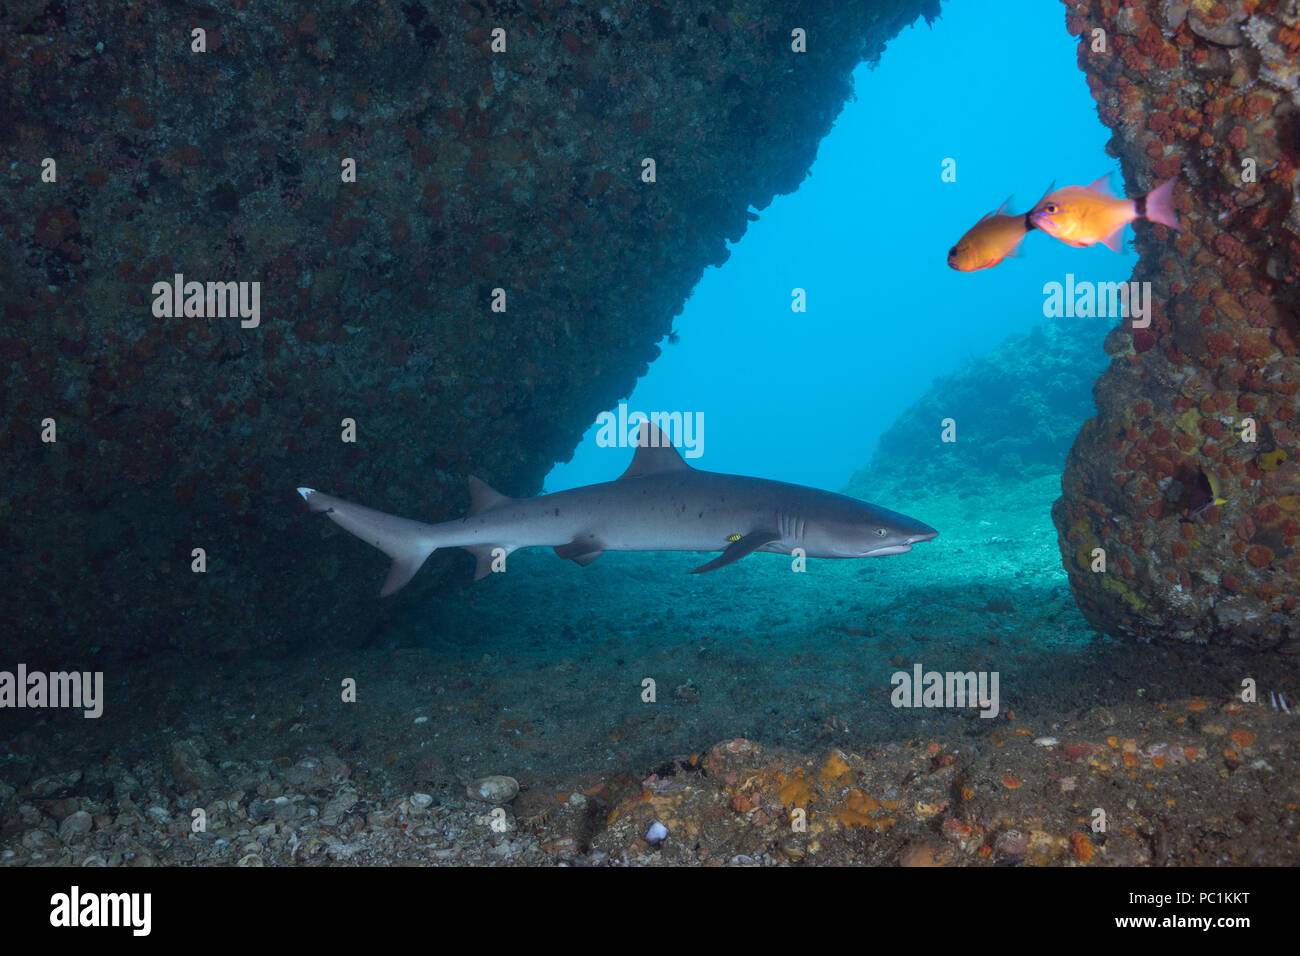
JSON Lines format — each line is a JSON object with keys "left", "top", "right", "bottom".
{"left": 906, "top": 526, "right": 938, "bottom": 544}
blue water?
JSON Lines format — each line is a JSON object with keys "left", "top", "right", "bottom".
{"left": 548, "top": 0, "right": 1137, "bottom": 493}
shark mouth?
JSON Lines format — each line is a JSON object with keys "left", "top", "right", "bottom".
{"left": 865, "top": 544, "right": 914, "bottom": 556}
{"left": 865, "top": 532, "right": 937, "bottom": 557}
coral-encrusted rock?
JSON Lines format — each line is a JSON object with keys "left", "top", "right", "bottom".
{"left": 846, "top": 316, "right": 1111, "bottom": 498}
{"left": 1054, "top": 1, "right": 1300, "bottom": 647}
{"left": 0, "top": 0, "right": 937, "bottom": 662}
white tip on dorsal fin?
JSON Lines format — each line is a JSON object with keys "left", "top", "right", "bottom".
{"left": 619, "top": 421, "right": 692, "bottom": 479}
{"left": 1087, "top": 173, "right": 1115, "bottom": 196}
{"left": 467, "top": 476, "right": 513, "bottom": 516}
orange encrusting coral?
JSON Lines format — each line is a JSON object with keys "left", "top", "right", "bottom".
{"left": 1052, "top": 0, "right": 1300, "bottom": 649}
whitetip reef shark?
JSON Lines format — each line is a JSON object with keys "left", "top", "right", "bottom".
{"left": 298, "top": 422, "right": 937, "bottom": 595}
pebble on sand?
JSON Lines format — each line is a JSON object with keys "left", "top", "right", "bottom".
{"left": 645, "top": 821, "right": 669, "bottom": 846}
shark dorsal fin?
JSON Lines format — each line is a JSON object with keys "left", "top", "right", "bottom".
{"left": 467, "top": 476, "right": 512, "bottom": 515}
{"left": 619, "top": 421, "right": 692, "bottom": 479}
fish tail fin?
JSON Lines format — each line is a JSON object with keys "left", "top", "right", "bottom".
{"left": 1141, "top": 177, "right": 1180, "bottom": 231}
{"left": 298, "top": 488, "right": 438, "bottom": 596}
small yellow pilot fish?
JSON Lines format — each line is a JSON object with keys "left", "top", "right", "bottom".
{"left": 946, "top": 196, "right": 1032, "bottom": 272}
{"left": 1029, "top": 174, "right": 1180, "bottom": 251}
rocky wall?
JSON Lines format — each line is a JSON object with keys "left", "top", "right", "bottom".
{"left": 1053, "top": 0, "right": 1300, "bottom": 647}
{"left": 0, "top": 0, "right": 937, "bottom": 662}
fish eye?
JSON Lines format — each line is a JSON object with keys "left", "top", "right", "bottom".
{"left": 947, "top": 246, "right": 958, "bottom": 258}
{"left": 874, "top": 527, "right": 887, "bottom": 537}
{"left": 1045, "top": 203, "right": 1058, "bottom": 213}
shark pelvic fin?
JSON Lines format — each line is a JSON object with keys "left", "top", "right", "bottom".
{"left": 690, "top": 530, "right": 781, "bottom": 574}
{"left": 620, "top": 421, "right": 692, "bottom": 479}
{"left": 555, "top": 538, "right": 605, "bottom": 566}
{"left": 466, "top": 544, "right": 512, "bottom": 581}
{"left": 467, "top": 476, "right": 514, "bottom": 516}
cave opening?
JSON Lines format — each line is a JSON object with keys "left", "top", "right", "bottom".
{"left": 548, "top": 0, "right": 1136, "bottom": 495}
{"left": 399, "top": 0, "right": 1163, "bottom": 775}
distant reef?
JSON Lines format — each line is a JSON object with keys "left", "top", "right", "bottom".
{"left": 1052, "top": 1, "right": 1300, "bottom": 648}
{"left": 0, "top": 0, "right": 938, "bottom": 661}
{"left": 846, "top": 316, "right": 1111, "bottom": 501}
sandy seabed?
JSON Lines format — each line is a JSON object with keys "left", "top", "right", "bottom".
{"left": 3, "top": 474, "right": 1297, "bottom": 865}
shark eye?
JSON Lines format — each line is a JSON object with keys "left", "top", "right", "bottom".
{"left": 874, "top": 527, "right": 887, "bottom": 537}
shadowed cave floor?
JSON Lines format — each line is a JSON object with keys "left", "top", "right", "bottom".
{"left": 3, "top": 474, "right": 1297, "bottom": 865}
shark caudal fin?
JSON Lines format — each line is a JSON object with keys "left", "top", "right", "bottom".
{"left": 297, "top": 488, "right": 437, "bottom": 596}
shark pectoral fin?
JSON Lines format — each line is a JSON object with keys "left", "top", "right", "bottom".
{"left": 557, "top": 549, "right": 604, "bottom": 567}
{"left": 554, "top": 539, "right": 605, "bottom": 567}
{"left": 690, "top": 531, "right": 781, "bottom": 574}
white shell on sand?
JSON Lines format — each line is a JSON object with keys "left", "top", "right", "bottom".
{"left": 466, "top": 775, "right": 519, "bottom": 804}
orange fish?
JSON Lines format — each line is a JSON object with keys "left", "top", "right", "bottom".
{"left": 1029, "top": 174, "right": 1180, "bottom": 251}
{"left": 946, "top": 196, "right": 1032, "bottom": 272}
